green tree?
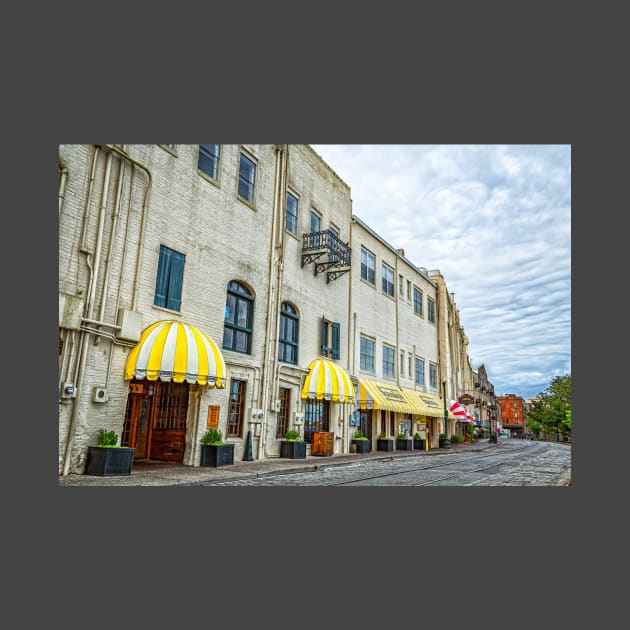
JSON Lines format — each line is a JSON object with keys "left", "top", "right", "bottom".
{"left": 526, "top": 374, "right": 571, "bottom": 439}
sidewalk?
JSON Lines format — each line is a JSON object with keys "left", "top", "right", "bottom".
{"left": 58, "top": 439, "right": 494, "bottom": 487}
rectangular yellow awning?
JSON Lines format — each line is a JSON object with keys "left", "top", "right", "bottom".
{"left": 356, "top": 379, "right": 429, "bottom": 415}
{"left": 413, "top": 391, "right": 454, "bottom": 419}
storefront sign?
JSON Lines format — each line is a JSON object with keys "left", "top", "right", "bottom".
{"left": 130, "top": 383, "right": 144, "bottom": 394}
{"left": 458, "top": 394, "right": 474, "bottom": 405}
{"left": 207, "top": 405, "right": 220, "bottom": 428}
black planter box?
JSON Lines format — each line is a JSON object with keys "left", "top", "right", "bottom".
{"left": 413, "top": 439, "right": 426, "bottom": 451}
{"left": 377, "top": 439, "right": 394, "bottom": 452}
{"left": 352, "top": 439, "right": 371, "bottom": 454}
{"left": 85, "top": 446, "right": 135, "bottom": 476}
{"left": 396, "top": 439, "right": 413, "bottom": 451}
{"left": 280, "top": 440, "right": 307, "bottom": 459}
{"left": 200, "top": 443, "right": 235, "bottom": 467}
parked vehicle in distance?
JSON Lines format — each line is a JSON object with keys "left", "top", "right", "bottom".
{"left": 498, "top": 429, "right": 510, "bottom": 439}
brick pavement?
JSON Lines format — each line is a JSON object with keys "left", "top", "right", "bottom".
{"left": 58, "top": 439, "right": 494, "bottom": 487}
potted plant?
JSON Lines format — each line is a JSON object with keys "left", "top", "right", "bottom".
{"left": 280, "top": 428, "right": 306, "bottom": 459}
{"left": 351, "top": 428, "right": 371, "bottom": 454}
{"left": 413, "top": 432, "right": 425, "bottom": 450}
{"left": 199, "top": 428, "right": 234, "bottom": 467}
{"left": 396, "top": 432, "right": 413, "bottom": 451}
{"left": 85, "top": 428, "right": 136, "bottom": 476}
{"left": 377, "top": 432, "right": 394, "bottom": 452}
{"left": 439, "top": 433, "right": 451, "bottom": 449}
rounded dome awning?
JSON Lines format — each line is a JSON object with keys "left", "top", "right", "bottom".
{"left": 301, "top": 358, "right": 355, "bottom": 403}
{"left": 124, "top": 320, "right": 226, "bottom": 387}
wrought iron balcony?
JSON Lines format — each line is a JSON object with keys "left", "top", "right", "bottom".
{"left": 301, "top": 230, "right": 351, "bottom": 283}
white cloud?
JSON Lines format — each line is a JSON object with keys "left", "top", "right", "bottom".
{"left": 311, "top": 144, "right": 571, "bottom": 399}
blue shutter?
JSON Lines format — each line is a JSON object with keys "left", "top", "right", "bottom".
{"left": 166, "top": 250, "right": 185, "bottom": 311}
{"left": 331, "top": 322, "right": 340, "bottom": 360}
{"left": 321, "top": 318, "right": 329, "bottom": 356}
{"left": 154, "top": 246, "right": 171, "bottom": 307}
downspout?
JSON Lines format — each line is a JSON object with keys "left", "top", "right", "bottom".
{"left": 259, "top": 144, "right": 285, "bottom": 460}
{"left": 101, "top": 144, "right": 152, "bottom": 312}
{"left": 395, "top": 252, "right": 400, "bottom": 388}
{"left": 95, "top": 158, "right": 125, "bottom": 346}
{"left": 58, "top": 155, "right": 69, "bottom": 216}
{"left": 79, "top": 146, "right": 99, "bottom": 252}
{"left": 344, "top": 216, "right": 354, "bottom": 454}
{"left": 271, "top": 145, "right": 290, "bottom": 432}
{"left": 63, "top": 150, "right": 113, "bottom": 475}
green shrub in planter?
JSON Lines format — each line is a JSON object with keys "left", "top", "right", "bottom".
{"left": 284, "top": 428, "right": 302, "bottom": 442}
{"left": 200, "top": 428, "right": 234, "bottom": 466}
{"left": 281, "top": 428, "right": 306, "bottom": 458}
{"left": 97, "top": 428, "right": 118, "bottom": 447}
{"left": 86, "top": 428, "right": 135, "bottom": 476}
{"left": 353, "top": 429, "right": 368, "bottom": 440}
{"left": 200, "top": 428, "right": 225, "bottom": 445}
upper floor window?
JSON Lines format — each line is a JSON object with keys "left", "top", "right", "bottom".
{"left": 198, "top": 144, "right": 220, "bottom": 181}
{"left": 361, "top": 247, "right": 375, "bottom": 285}
{"left": 223, "top": 281, "right": 254, "bottom": 354}
{"left": 382, "top": 263, "right": 394, "bottom": 297}
{"left": 429, "top": 362, "right": 438, "bottom": 388}
{"left": 360, "top": 336, "right": 375, "bottom": 372}
{"left": 238, "top": 152, "right": 256, "bottom": 206}
{"left": 310, "top": 211, "right": 321, "bottom": 233}
{"left": 413, "top": 287, "right": 423, "bottom": 316}
{"left": 427, "top": 296, "right": 436, "bottom": 323}
{"left": 154, "top": 245, "right": 185, "bottom": 311}
{"left": 278, "top": 302, "right": 299, "bottom": 365}
{"left": 415, "top": 357, "right": 425, "bottom": 386}
{"left": 398, "top": 274, "right": 404, "bottom": 297}
{"left": 286, "top": 191, "right": 298, "bottom": 234}
{"left": 400, "top": 351, "right": 405, "bottom": 376}
{"left": 383, "top": 344, "right": 395, "bottom": 378}
{"left": 407, "top": 280, "right": 411, "bottom": 300}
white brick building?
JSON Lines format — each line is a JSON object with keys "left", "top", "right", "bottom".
{"left": 58, "top": 144, "right": 475, "bottom": 475}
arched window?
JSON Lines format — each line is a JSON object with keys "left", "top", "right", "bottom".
{"left": 223, "top": 281, "right": 254, "bottom": 354}
{"left": 278, "top": 302, "right": 299, "bottom": 364}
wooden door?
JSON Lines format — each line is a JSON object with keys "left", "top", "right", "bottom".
{"left": 359, "top": 410, "right": 372, "bottom": 440}
{"left": 122, "top": 393, "right": 152, "bottom": 459}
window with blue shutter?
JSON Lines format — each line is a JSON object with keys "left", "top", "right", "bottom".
{"left": 321, "top": 317, "right": 340, "bottom": 359}
{"left": 321, "top": 318, "right": 330, "bottom": 356}
{"left": 154, "top": 245, "right": 185, "bottom": 311}
{"left": 331, "top": 322, "right": 340, "bottom": 360}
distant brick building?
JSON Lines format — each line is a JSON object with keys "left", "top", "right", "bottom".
{"left": 497, "top": 394, "right": 525, "bottom": 437}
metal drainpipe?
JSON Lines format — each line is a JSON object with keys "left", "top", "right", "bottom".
{"left": 95, "top": 158, "right": 126, "bottom": 349}
{"left": 345, "top": 216, "right": 354, "bottom": 455}
{"left": 395, "top": 252, "right": 400, "bottom": 389}
{"left": 79, "top": 146, "right": 99, "bottom": 253}
{"left": 101, "top": 145, "right": 152, "bottom": 312}
{"left": 259, "top": 145, "right": 283, "bottom": 460}
{"left": 270, "top": 145, "right": 289, "bottom": 438}
{"left": 63, "top": 152, "right": 113, "bottom": 475}
{"left": 58, "top": 156, "right": 69, "bottom": 216}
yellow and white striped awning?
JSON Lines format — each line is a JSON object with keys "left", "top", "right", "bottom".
{"left": 301, "top": 358, "right": 355, "bottom": 403}
{"left": 124, "top": 320, "right": 226, "bottom": 387}
{"left": 356, "top": 379, "right": 453, "bottom": 418}
{"left": 414, "top": 391, "right": 454, "bottom": 419}
{"left": 356, "top": 379, "right": 428, "bottom": 414}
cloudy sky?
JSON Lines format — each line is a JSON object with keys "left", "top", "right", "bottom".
{"left": 310, "top": 144, "right": 571, "bottom": 401}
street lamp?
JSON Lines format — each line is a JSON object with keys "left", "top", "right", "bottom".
{"left": 441, "top": 379, "right": 451, "bottom": 449}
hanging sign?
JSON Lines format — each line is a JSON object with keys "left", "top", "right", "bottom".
{"left": 458, "top": 394, "right": 474, "bottom": 405}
